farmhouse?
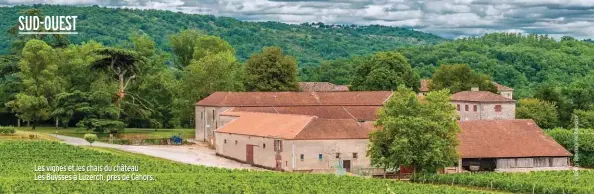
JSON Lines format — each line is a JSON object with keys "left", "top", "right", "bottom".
{"left": 195, "top": 89, "right": 570, "bottom": 173}
{"left": 451, "top": 88, "right": 516, "bottom": 121}
{"left": 215, "top": 111, "right": 378, "bottom": 173}
{"left": 194, "top": 91, "right": 392, "bottom": 145}
{"left": 457, "top": 119, "right": 572, "bottom": 171}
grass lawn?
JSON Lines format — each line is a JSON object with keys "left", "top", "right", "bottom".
{"left": 0, "top": 130, "right": 60, "bottom": 141}
{"left": 15, "top": 126, "right": 195, "bottom": 140}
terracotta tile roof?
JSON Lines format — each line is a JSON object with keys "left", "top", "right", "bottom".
{"left": 419, "top": 79, "right": 430, "bottom": 92}
{"left": 216, "top": 112, "right": 375, "bottom": 140}
{"left": 196, "top": 91, "right": 393, "bottom": 107}
{"left": 458, "top": 119, "right": 571, "bottom": 158}
{"left": 293, "top": 119, "right": 375, "bottom": 140}
{"left": 492, "top": 81, "right": 514, "bottom": 91}
{"left": 216, "top": 112, "right": 314, "bottom": 139}
{"left": 298, "top": 82, "right": 350, "bottom": 92}
{"left": 229, "top": 106, "right": 381, "bottom": 120}
{"left": 451, "top": 91, "right": 514, "bottom": 102}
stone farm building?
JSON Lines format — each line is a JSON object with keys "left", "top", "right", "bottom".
{"left": 195, "top": 89, "right": 571, "bottom": 173}
{"left": 451, "top": 88, "right": 516, "bottom": 121}
{"left": 457, "top": 119, "right": 571, "bottom": 172}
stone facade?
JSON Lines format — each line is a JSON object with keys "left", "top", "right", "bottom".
{"left": 215, "top": 131, "right": 373, "bottom": 172}
{"left": 453, "top": 101, "right": 515, "bottom": 121}
{"left": 195, "top": 106, "right": 231, "bottom": 144}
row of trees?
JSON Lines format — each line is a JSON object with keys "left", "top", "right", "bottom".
{"left": 1, "top": 27, "right": 301, "bottom": 132}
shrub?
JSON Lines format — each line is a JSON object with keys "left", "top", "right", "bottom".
{"left": 547, "top": 128, "right": 594, "bottom": 167}
{"left": 0, "top": 126, "right": 16, "bottom": 135}
{"left": 83, "top": 134, "right": 98, "bottom": 146}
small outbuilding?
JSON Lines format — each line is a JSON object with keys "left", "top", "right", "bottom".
{"left": 457, "top": 119, "right": 572, "bottom": 172}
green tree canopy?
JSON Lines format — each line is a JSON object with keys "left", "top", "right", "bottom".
{"left": 91, "top": 47, "right": 146, "bottom": 106}
{"left": 5, "top": 39, "right": 61, "bottom": 129}
{"left": 193, "top": 35, "right": 235, "bottom": 61}
{"left": 169, "top": 29, "right": 201, "bottom": 68}
{"left": 244, "top": 46, "right": 299, "bottom": 92}
{"left": 430, "top": 64, "right": 497, "bottom": 94}
{"left": 516, "top": 98, "right": 559, "bottom": 129}
{"left": 350, "top": 51, "right": 419, "bottom": 91}
{"left": 368, "top": 86, "right": 460, "bottom": 173}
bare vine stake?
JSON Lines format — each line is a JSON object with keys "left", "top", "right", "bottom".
{"left": 532, "top": 183, "right": 535, "bottom": 194}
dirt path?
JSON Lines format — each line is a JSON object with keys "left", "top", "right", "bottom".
{"left": 53, "top": 134, "right": 258, "bottom": 170}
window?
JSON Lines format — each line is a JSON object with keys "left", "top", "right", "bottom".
{"left": 300, "top": 154, "right": 304, "bottom": 161}
{"left": 235, "top": 140, "right": 238, "bottom": 145}
{"left": 224, "top": 139, "right": 227, "bottom": 144}
{"left": 274, "top": 140, "right": 282, "bottom": 152}
{"left": 212, "top": 110, "right": 215, "bottom": 121}
{"left": 263, "top": 143, "right": 266, "bottom": 149}
{"left": 494, "top": 105, "right": 502, "bottom": 112}
{"left": 336, "top": 153, "right": 340, "bottom": 159}
{"left": 473, "top": 105, "right": 477, "bottom": 112}
{"left": 353, "top": 153, "right": 358, "bottom": 159}
{"left": 318, "top": 154, "right": 323, "bottom": 160}
{"left": 465, "top": 105, "right": 469, "bottom": 111}
{"left": 456, "top": 104, "right": 460, "bottom": 111}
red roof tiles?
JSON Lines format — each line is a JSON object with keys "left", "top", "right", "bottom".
{"left": 298, "top": 82, "right": 350, "bottom": 92}
{"left": 216, "top": 112, "right": 375, "bottom": 139}
{"left": 229, "top": 106, "right": 381, "bottom": 120}
{"left": 457, "top": 119, "right": 571, "bottom": 158}
{"left": 493, "top": 82, "right": 514, "bottom": 91}
{"left": 451, "top": 91, "right": 514, "bottom": 102}
{"left": 196, "top": 91, "right": 393, "bottom": 107}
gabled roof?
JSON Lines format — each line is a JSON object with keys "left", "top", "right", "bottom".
{"left": 217, "top": 112, "right": 314, "bottom": 139}
{"left": 493, "top": 82, "right": 514, "bottom": 91}
{"left": 419, "top": 79, "right": 430, "bottom": 92}
{"left": 299, "top": 82, "right": 349, "bottom": 92}
{"left": 216, "top": 112, "right": 375, "bottom": 140}
{"left": 451, "top": 91, "right": 514, "bottom": 102}
{"left": 228, "top": 106, "right": 381, "bottom": 121}
{"left": 457, "top": 119, "right": 571, "bottom": 158}
{"left": 196, "top": 91, "right": 393, "bottom": 107}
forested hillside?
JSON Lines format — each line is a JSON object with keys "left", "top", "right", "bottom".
{"left": 0, "top": 5, "right": 444, "bottom": 66}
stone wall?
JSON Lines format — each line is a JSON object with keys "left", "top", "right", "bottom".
{"left": 453, "top": 101, "right": 515, "bottom": 121}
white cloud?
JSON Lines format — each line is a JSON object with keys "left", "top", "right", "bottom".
{"left": 1, "top": 0, "right": 593, "bottom": 39}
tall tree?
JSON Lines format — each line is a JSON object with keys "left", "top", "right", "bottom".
{"left": 244, "top": 46, "right": 299, "bottom": 91}
{"left": 193, "top": 35, "right": 235, "bottom": 61}
{"left": 91, "top": 47, "right": 146, "bottom": 107}
{"left": 368, "top": 86, "right": 460, "bottom": 173}
{"left": 516, "top": 98, "right": 559, "bottom": 129}
{"left": 350, "top": 51, "right": 419, "bottom": 91}
{"left": 6, "top": 40, "right": 61, "bottom": 129}
{"left": 169, "top": 29, "right": 201, "bottom": 68}
{"left": 430, "top": 64, "right": 497, "bottom": 94}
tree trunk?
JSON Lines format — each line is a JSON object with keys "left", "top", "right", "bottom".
{"left": 55, "top": 117, "right": 59, "bottom": 129}
{"left": 17, "top": 119, "right": 21, "bottom": 127}
{"left": 117, "top": 74, "right": 125, "bottom": 107}
{"left": 32, "top": 120, "right": 37, "bottom": 130}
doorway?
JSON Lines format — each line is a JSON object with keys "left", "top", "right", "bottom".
{"left": 246, "top": 144, "right": 254, "bottom": 164}
{"left": 342, "top": 160, "right": 351, "bottom": 172}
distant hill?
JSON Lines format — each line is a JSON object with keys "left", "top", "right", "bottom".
{"left": 0, "top": 5, "right": 445, "bottom": 66}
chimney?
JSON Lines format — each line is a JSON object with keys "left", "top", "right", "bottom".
{"left": 471, "top": 87, "right": 479, "bottom": 92}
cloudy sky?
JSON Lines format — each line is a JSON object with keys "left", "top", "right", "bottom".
{"left": 2, "top": 0, "right": 594, "bottom": 39}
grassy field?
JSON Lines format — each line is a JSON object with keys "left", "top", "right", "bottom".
{"left": 413, "top": 170, "right": 593, "bottom": 194}
{"left": 15, "top": 126, "right": 195, "bottom": 140}
{"left": 0, "top": 139, "right": 499, "bottom": 193}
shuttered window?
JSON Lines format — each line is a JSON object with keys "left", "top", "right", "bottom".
{"left": 495, "top": 105, "right": 502, "bottom": 112}
{"left": 473, "top": 105, "right": 477, "bottom": 112}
